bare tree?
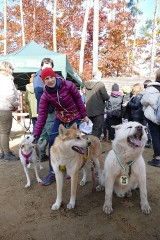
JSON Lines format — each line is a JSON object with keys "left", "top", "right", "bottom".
{"left": 93, "top": 0, "right": 99, "bottom": 74}
{"left": 150, "top": 0, "right": 159, "bottom": 76}
{"left": 4, "top": 0, "right": 7, "bottom": 55}
{"left": 79, "top": 0, "right": 91, "bottom": 74}
{"left": 20, "top": 0, "right": 25, "bottom": 46}
{"left": 132, "top": 0, "right": 139, "bottom": 68}
{"left": 53, "top": 0, "right": 57, "bottom": 52}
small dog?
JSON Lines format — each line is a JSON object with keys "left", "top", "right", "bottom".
{"left": 50, "top": 123, "right": 103, "bottom": 210}
{"left": 102, "top": 121, "right": 151, "bottom": 214}
{"left": 19, "top": 135, "right": 43, "bottom": 188}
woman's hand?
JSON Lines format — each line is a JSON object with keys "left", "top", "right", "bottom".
{"left": 83, "top": 116, "right": 90, "bottom": 124}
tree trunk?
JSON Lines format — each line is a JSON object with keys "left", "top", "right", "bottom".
{"left": 93, "top": 0, "right": 99, "bottom": 74}
{"left": 79, "top": 0, "right": 91, "bottom": 74}
{"left": 53, "top": 0, "right": 57, "bottom": 52}
{"left": 150, "top": 0, "right": 159, "bottom": 76}
{"left": 4, "top": 0, "right": 7, "bottom": 55}
{"left": 20, "top": 0, "right": 25, "bottom": 46}
{"left": 132, "top": 0, "right": 139, "bottom": 70}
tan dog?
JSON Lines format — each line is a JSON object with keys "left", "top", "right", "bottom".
{"left": 102, "top": 121, "right": 151, "bottom": 215}
{"left": 50, "top": 123, "right": 103, "bottom": 210}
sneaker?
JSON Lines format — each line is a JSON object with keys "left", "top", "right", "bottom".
{"left": 41, "top": 154, "right": 49, "bottom": 162}
{"left": 41, "top": 172, "right": 56, "bottom": 186}
{"left": 148, "top": 159, "right": 160, "bottom": 168}
{"left": 4, "top": 151, "right": 19, "bottom": 161}
{"left": 0, "top": 152, "right": 4, "bottom": 159}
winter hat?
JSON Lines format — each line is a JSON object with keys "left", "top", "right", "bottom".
{"left": 112, "top": 83, "right": 119, "bottom": 91}
{"left": 41, "top": 68, "right": 56, "bottom": 81}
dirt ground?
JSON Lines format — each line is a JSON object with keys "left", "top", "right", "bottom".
{"left": 0, "top": 131, "right": 160, "bottom": 240}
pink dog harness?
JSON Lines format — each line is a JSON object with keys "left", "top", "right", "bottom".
{"left": 21, "top": 150, "right": 32, "bottom": 165}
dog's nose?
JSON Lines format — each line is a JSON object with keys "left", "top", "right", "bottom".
{"left": 136, "top": 125, "right": 142, "bottom": 131}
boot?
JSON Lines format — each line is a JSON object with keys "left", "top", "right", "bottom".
{"left": 4, "top": 151, "right": 19, "bottom": 161}
{"left": 0, "top": 152, "right": 4, "bottom": 159}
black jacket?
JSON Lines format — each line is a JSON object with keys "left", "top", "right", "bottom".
{"left": 127, "top": 93, "right": 144, "bottom": 121}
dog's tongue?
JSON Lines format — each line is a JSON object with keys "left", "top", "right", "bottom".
{"left": 132, "top": 138, "right": 143, "bottom": 147}
{"left": 72, "top": 146, "right": 88, "bottom": 155}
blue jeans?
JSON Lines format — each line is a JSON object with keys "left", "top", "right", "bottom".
{"left": 48, "top": 118, "right": 81, "bottom": 171}
{"left": 38, "top": 113, "right": 54, "bottom": 157}
{"left": 147, "top": 119, "right": 160, "bottom": 158}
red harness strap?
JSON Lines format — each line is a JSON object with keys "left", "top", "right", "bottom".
{"left": 21, "top": 150, "right": 32, "bottom": 165}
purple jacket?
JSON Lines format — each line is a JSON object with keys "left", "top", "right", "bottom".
{"left": 34, "top": 78, "right": 87, "bottom": 139}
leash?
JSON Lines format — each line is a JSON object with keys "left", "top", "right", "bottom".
{"left": 21, "top": 149, "right": 32, "bottom": 165}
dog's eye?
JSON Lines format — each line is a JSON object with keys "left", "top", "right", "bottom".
{"left": 76, "top": 136, "right": 81, "bottom": 140}
{"left": 127, "top": 126, "right": 132, "bottom": 129}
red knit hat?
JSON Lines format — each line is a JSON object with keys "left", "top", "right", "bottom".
{"left": 41, "top": 68, "right": 56, "bottom": 81}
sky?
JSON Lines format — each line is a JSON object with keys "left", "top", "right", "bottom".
{"left": 138, "top": 0, "right": 159, "bottom": 27}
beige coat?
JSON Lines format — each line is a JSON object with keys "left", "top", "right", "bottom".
{"left": 25, "top": 83, "right": 37, "bottom": 118}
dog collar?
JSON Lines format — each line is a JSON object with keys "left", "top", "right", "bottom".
{"left": 114, "top": 150, "right": 137, "bottom": 176}
{"left": 21, "top": 150, "right": 32, "bottom": 165}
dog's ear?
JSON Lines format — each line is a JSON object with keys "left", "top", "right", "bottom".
{"left": 111, "top": 124, "right": 122, "bottom": 130}
{"left": 70, "top": 122, "right": 77, "bottom": 130}
{"left": 59, "top": 124, "right": 67, "bottom": 138}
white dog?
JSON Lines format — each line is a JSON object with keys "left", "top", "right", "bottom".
{"left": 19, "top": 135, "right": 43, "bottom": 188}
{"left": 102, "top": 121, "right": 151, "bottom": 215}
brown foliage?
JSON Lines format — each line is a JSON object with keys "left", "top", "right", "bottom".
{"left": 0, "top": 0, "right": 136, "bottom": 79}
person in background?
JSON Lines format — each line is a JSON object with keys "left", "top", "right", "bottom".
{"left": 142, "top": 79, "right": 152, "bottom": 148}
{"left": 33, "top": 68, "right": 89, "bottom": 186}
{"left": 141, "top": 71, "right": 160, "bottom": 168}
{"left": 127, "top": 83, "right": 144, "bottom": 124}
{"left": 85, "top": 71, "right": 110, "bottom": 139}
{"left": 121, "top": 86, "right": 132, "bottom": 121}
{"left": 33, "top": 58, "right": 55, "bottom": 162}
{"left": 0, "top": 61, "right": 19, "bottom": 161}
{"left": 106, "top": 83, "right": 123, "bottom": 140}
{"left": 25, "top": 74, "right": 37, "bottom": 130}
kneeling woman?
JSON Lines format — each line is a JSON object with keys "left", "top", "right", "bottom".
{"left": 33, "top": 68, "right": 89, "bottom": 185}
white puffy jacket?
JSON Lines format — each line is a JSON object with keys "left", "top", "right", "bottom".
{"left": 0, "top": 74, "right": 19, "bottom": 111}
{"left": 141, "top": 82, "right": 160, "bottom": 125}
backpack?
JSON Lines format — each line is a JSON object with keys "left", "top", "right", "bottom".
{"left": 155, "top": 94, "right": 160, "bottom": 123}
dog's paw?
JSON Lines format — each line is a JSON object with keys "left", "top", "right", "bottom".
{"left": 37, "top": 178, "right": 42, "bottom": 183}
{"left": 67, "top": 202, "right": 75, "bottom": 209}
{"left": 103, "top": 203, "right": 113, "bottom": 215}
{"left": 51, "top": 203, "right": 61, "bottom": 211}
{"left": 79, "top": 180, "right": 86, "bottom": 186}
{"left": 25, "top": 183, "right": 30, "bottom": 188}
{"left": 96, "top": 185, "right": 104, "bottom": 192}
{"left": 141, "top": 203, "right": 151, "bottom": 214}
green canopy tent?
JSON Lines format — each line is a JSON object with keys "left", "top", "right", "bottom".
{"left": 0, "top": 40, "right": 83, "bottom": 90}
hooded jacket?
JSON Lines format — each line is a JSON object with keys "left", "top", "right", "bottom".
{"left": 141, "top": 82, "right": 160, "bottom": 124}
{"left": 127, "top": 92, "right": 144, "bottom": 121}
{"left": 0, "top": 74, "right": 19, "bottom": 111}
{"left": 34, "top": 78, "right": 87, "bottom": 139}
{"left": 25, "top": 83, "right": 37, "bottom": 118}
{"left": 85, "top": 80, "right": 109, "bottom": 117}
{"left": 106, "top": 91, "right": 123, "bottom": 118}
